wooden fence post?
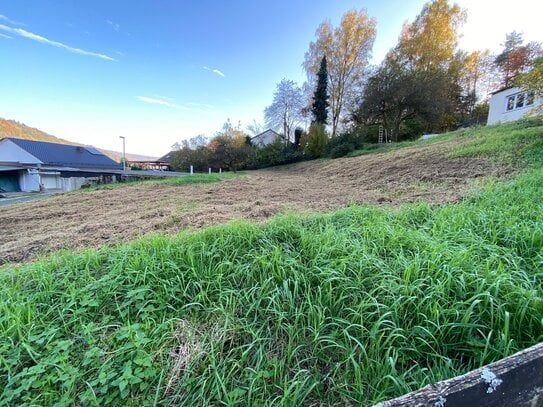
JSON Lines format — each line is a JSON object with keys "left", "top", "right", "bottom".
{"left": 374, "top": 342, "right": 543, "bottom": 407}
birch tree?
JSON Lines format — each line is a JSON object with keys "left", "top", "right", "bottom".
{"left": 304, "top": 9, "right": 376, "bottom": 137}
{"left": 264, "top": 79, "right": 304, "bottom": 143}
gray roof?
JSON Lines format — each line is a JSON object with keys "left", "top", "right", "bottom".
{"left": 5, "top": 138, "right": 122, "bottom": 170}
{"left": 157, "top": 151, "right": 175, "bottom": 163}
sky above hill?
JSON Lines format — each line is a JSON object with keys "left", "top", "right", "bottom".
{"left": 0, "top": 0, "right": 541, "bottom": 156}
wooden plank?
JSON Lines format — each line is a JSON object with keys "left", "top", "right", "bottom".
{"left": 374, "top": 342, "right": 543, "bottom": 407}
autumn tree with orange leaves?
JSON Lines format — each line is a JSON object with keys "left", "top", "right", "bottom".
{"left": 304, "top": 9, "right": 376, "bottom": 138}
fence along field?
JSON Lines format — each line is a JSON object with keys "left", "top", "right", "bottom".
{"left": 1, "top": 119, "right": 543, "bottom": 405}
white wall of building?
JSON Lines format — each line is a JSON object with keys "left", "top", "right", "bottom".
{"left": 487, "top": 87, "right": 541, "bottom": 125}
{"left": 60, "top": 176, "right": 102, "bottom": 192}
{"left": 251, "top": 130, "right": 281, "bottom": 146}
{"left": 19, "top": 169, "right": 41, "bottom": 192}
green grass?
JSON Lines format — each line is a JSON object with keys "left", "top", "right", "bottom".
{"left": 2, "top": 170, "right": 543, "bottom": 405}
{"left": 159, "top": 172, "right": 243, "bottom": 186}
{"left": 1, "top": 120, "right": 543, "bottom": 405}
{"left": 348, "top": 131, "right": 460, "bottom": 158}
{"left": 448, "top": 118, "right": 543, "bottom": 166}
{"left": 348, "top": 117, "right": 543, "bottom": 164}
{"left": 84, "top": 172, "right": 243, "bottom": 191}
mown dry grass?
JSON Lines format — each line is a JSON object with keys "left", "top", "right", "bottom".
{"left": 0, "top": 140, "right": 510, "bottom": 264}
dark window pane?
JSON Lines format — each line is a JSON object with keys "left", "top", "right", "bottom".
{"left": 516, "top": 93, "right": 525, "bottom": 108}
{"left": 507, "top": 96, "right": 515, "bottom": 110}
{"left": 527, "top": 92, "right": 535, "bottom": 106}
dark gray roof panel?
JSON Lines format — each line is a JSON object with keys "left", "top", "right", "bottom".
{"left": 157, "top": 151, "right": 174, "bottom": 163}
{"left": 6, "top": 138, "right": 122, "bottom": 170}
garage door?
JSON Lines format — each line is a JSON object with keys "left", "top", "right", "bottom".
{"left": 0, "top": 172, "right": 20, "bottom": 192}
{"left": 41, "top": 174, "right": 59, "bottom": 190}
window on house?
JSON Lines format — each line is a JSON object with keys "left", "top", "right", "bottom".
{"left": 527, "top": 91, "right": 535, "bottom": 106}
{"left": 507, "top": 95, "right": 515, "bottom": 111}
{"left": 505, "top": 90, "right": 537, "bottom": 112}
{"left": 516, "top": 92, "right": 525, "bottom": 108}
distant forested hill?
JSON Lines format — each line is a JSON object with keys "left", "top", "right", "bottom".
{"left": 0, "top": 118, "right": 78, "bottom": 145}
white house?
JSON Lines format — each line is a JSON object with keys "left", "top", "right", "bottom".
{"left": 250, "top": 129, "right": 282, "bottom": 146}
{"left": 0, "top": 138, "right": 122, "bottom": 193}
{"left": 487, "top": 87, "right": 540, "bottom": 125}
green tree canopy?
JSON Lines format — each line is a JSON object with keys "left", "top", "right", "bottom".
{"left": 311, "top": 56, "right": 329, "bottom": 125}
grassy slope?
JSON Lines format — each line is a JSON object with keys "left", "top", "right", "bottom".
{"left": 1, "top": 120, "right": 543, "bottom": 406}
{"left": 350, "top": 118, "right": 543, "bottom": 163}
{"left": 84, "top": 172, "right": 243, "bottom": 192}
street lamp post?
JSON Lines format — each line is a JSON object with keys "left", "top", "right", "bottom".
{"left": 119, "top": 136, "right": 126, "bottom": 171}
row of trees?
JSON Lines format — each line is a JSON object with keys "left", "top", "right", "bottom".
{"left": 263, "top": 0, "right": 542, "bottom": 144}
{"left": 262, "top": 9, "right": 376, "bottom": 142}
{"left": 170, "top": 0, "right": 543, "bottom": 172}
{"left": 355, "top": 2, "right": 542, "bottom": 140}
{"left": 169, "top": 119, "right": 338, "bottom": 172}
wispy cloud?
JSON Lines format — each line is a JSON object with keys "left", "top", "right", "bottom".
{"left": 0, "top": 23, "right": 115, "bottom": 61}
{"left": 0, "top": 32, "right": 11, "bottom": 39}
{"left": 136, "top": 96, "right": 177, "bottom": 107}
{"left": 153, "top": 95, "right": 175, "bottom": 102}
{"left": 0, "top": 14, "right": 24, "bottom": 26}
{"left": 212, "top": 69, "right": 225, "bottom": 77}
{"left": 203, "top": 66, "right": 225, "bottom": 78}
{"left": 107, "top": 20, "right": 120, "bottom": 32}
{"left": 136, "top": 96, "right": 215, "bottom": 112}
{"left": 186, "top": 102, "right": 215, "bottom": 110}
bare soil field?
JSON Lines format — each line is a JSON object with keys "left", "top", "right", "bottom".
{"left": 0, "top": 142, "right": 510, "bottom": 264}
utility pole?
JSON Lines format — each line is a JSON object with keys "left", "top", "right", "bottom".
{"left": 119, "top": 136, "right": 126, "bottom": 171}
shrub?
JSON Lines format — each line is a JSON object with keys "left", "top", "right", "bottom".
{"left": 329, "top": 143, "right": 354, "bottom": 158}
{"left": 301, "top": 123, "right": 328, "bottom": 158}
{"left": 170, "top": 146, "right": 211, "bottom": 172}
{"left": 325, "top": 128, "right": 365, "bottom": 157}
{"left": 247, "top": 140, "right": 305, "bottom": 169}
{"left": 400, "top": 116, "right": 426, "bottom": 140}
{"left": 209, "top": 135, "right": 252, "bottom": 171}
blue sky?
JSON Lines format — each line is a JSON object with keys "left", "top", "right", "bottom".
{"left": 0, "top": 0, "right": 541, "bottom": 156}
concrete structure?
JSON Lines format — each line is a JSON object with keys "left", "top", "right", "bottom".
{"left": 0, "top": 138, "right": 122, "bottom": 192}
{"left": 250, "top": 129, "right": 282, "bottom": 146}
{"left": 487, "top": 87, "right": 540, "bottom": 125}
{"left": 132, "top": 151, "right": 175, "bottom": 171}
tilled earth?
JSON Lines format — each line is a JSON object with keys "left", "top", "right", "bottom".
{"left": 0, "top": 142, "right": 510, "bottom": 264}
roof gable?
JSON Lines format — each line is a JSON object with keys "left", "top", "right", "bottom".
{"left": 251, "top": 129, "right": 281, "bottom": 140}
{"left": 157, "top": 151, "right": 175, "bottom": 163}
{"left": 0, "top": 139, "right": 42, "bottom": 165}
{"left": 490, "top": 86, "right": 522, "bottom": 97}
{"left": 4, "top": 138, "right": 122, "bottom": 169}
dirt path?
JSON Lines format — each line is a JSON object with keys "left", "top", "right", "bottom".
{"left": 0, "top": 142, "right": 510, "bottom": 265}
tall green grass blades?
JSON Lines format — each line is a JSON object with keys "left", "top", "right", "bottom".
{"left": 2, "top": 122, "right": 543, "bottom": 405}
